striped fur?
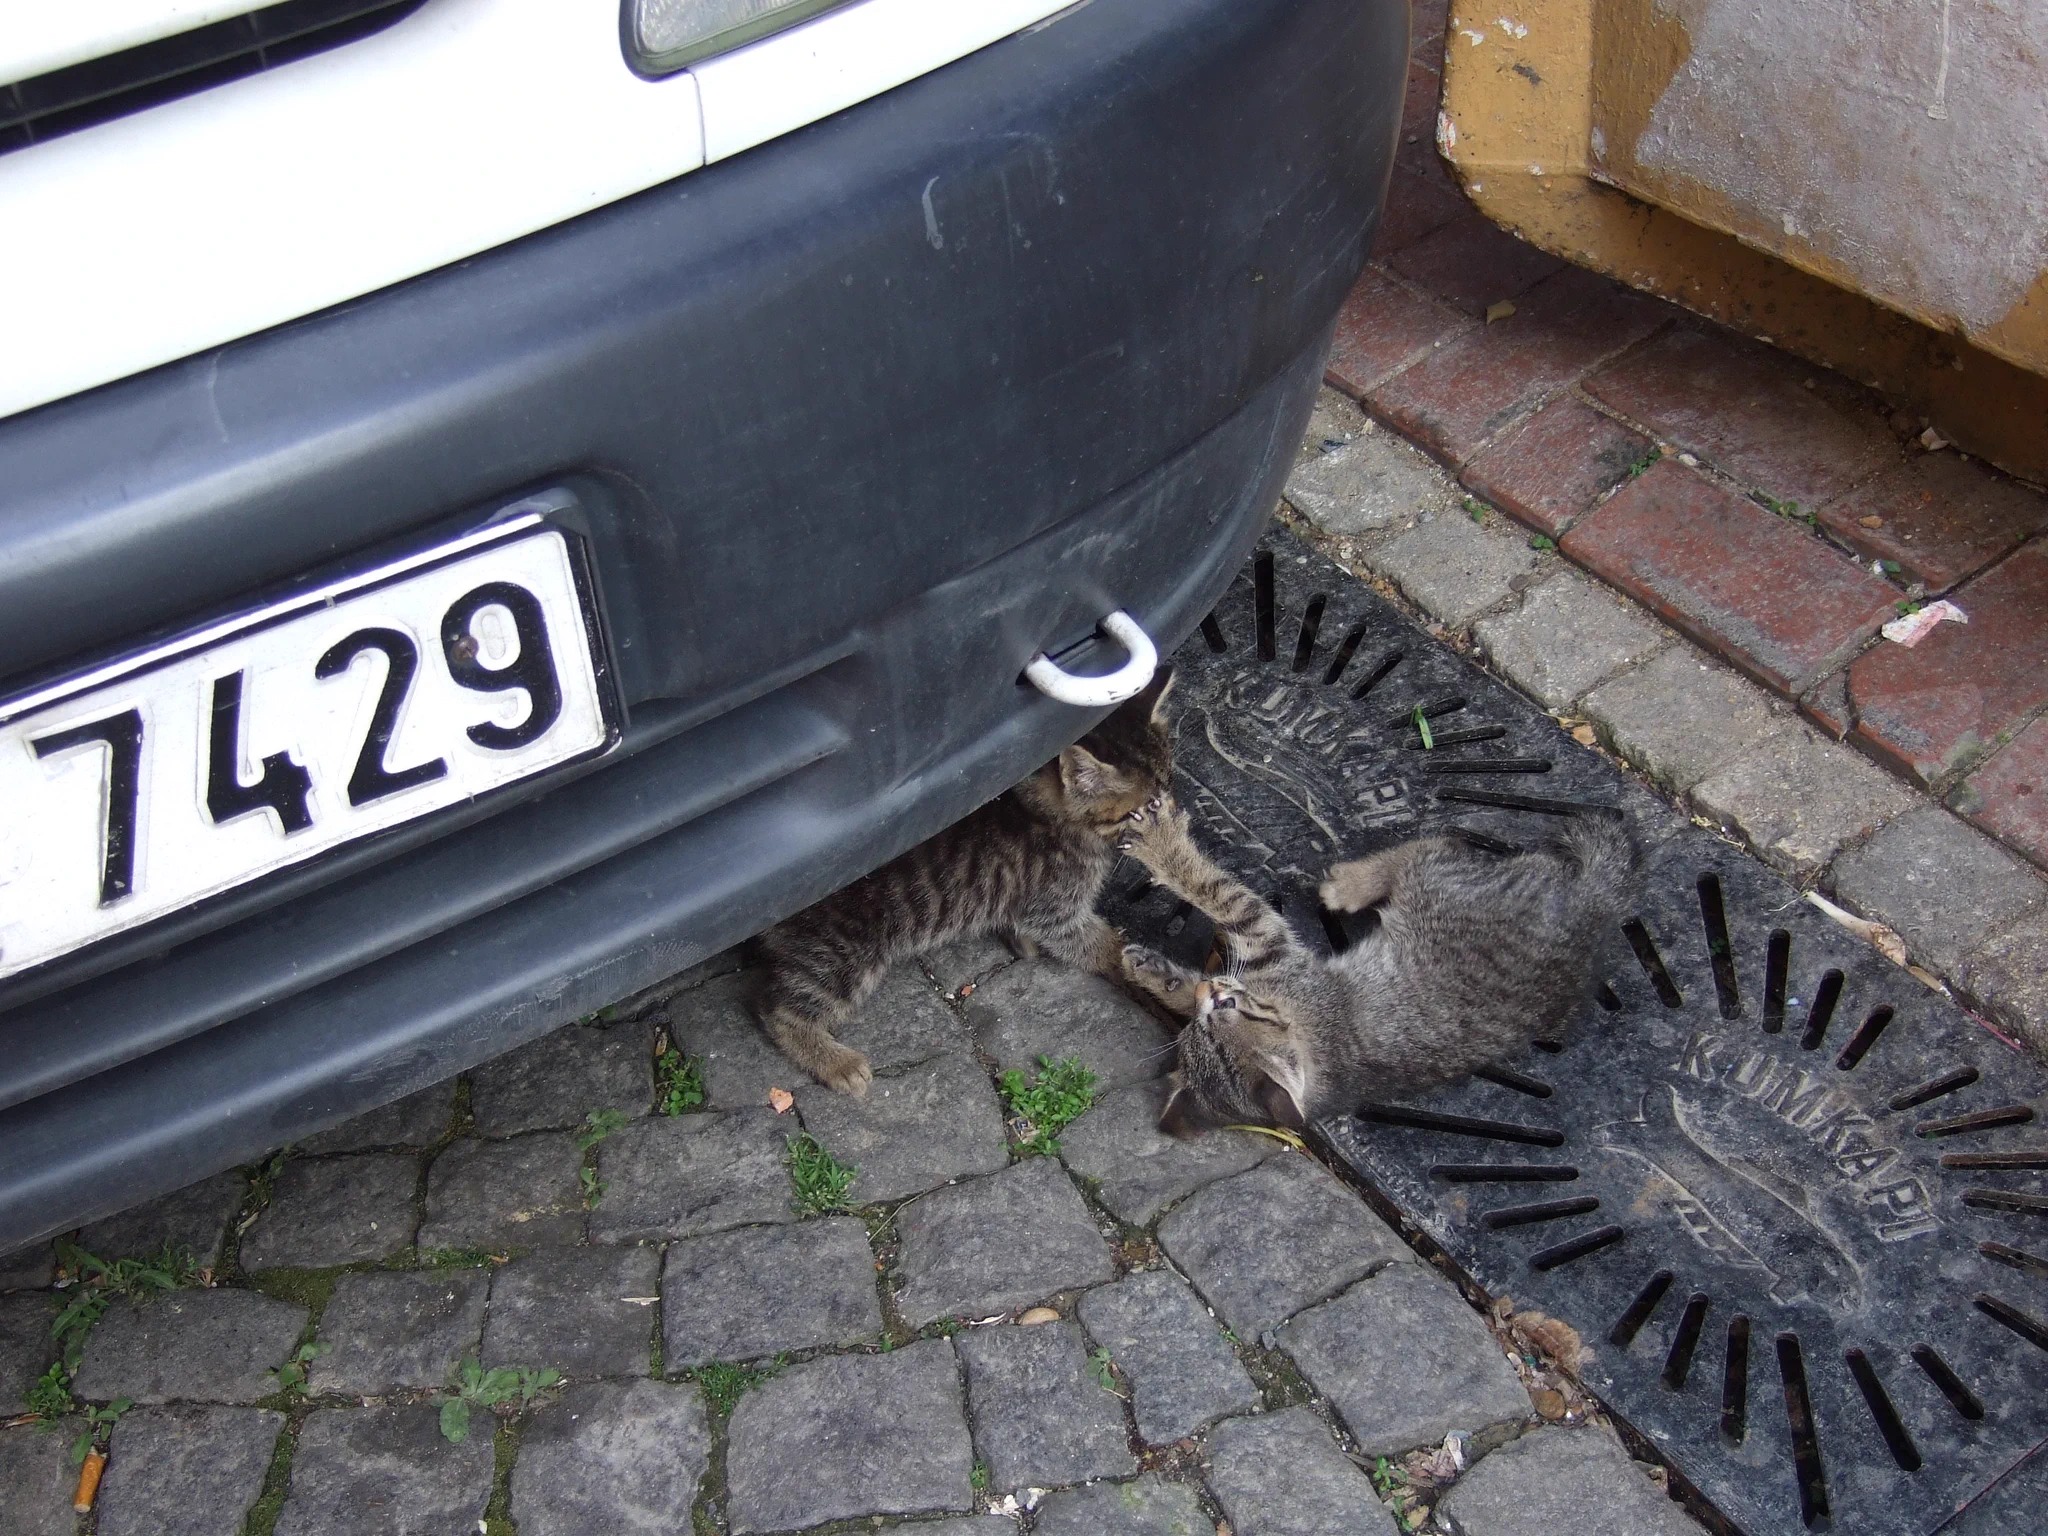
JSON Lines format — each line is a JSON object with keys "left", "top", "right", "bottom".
{"left": 753, "top": 671, "right": 1175, "bottom": 1094}
{"left": 1118, "top": 808, "right": 1640, "bottom": 1137}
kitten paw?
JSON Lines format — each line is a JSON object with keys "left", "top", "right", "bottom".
{"left": 1120, "top": 942, "right": 1184, "bottom": 992}
{"left": 816, "top": 1046, "right": 874, "bottom": 1097}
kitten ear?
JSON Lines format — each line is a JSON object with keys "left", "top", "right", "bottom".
{"left": 1057, "top": 742, "right": 1119, "bottom": 799}
{"left": 1138, "top": 664, "right": 1176, "bottom": 725}
{"left": 1157, "top": 1071, "right": 1227, "bottom": 1141}
{"left": 1246, "top": 1053, "right": 1309, "bottom": 1131}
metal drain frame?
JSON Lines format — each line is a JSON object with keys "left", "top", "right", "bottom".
{"left": 1105, "top": 532, "right": 2048, "bottom": 1536}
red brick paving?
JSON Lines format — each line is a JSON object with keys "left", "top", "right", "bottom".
{"left": 1386, "top": 212, "right": 1566, "bottom": 318}
{"left": 1373, "top": 167, "right": 1472, "bottom": 258}
{"left": 1411, "top": 0, "right": 1448, "bottom": 60}
{"left": 1367, "top": 267, "right": 1670, "bottom": 465}
{"left": 1461, "top": 397, "right": 1657, "bottom": 537}
{"left": 1394, "top": 61, "right": 1450, "bottom": 186}
{"left": 1953, "top": 715, "right": 2048, "bottom": 868}
{"left": 1586, "top": 327, "right": 1899, "bottom": 511}
{"left": 1561, "top": 458, "right": 1897, "bottom": 694}
{"left": 1816, "top": 449, "right": 2048, "bottom": 593}
{"left": 1323, "top": 267, "right": 1474, "bottom": 398}
{"left": 1849, "top": 540, "right": 2048, "bottom": 786}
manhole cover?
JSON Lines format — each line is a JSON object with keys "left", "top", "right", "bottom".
{"left": 1108, "top": 531, "right": 2048, "bottom": 1536}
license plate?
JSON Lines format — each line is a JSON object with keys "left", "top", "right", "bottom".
{"left": 0, "top": 516, "right": 618, "bottom": 981}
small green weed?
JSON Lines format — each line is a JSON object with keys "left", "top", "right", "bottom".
{"left": 1625, "top": 447, "right": 1661, "bottom": 478}
{"left": 579, "top": 1165, "right": 607, "bottom": 1208}
{"left": 1527, "top": 533, "right": 1555, "bottom": 551}
{"left": 997, "top": 1056, "right": 1098, "bottom": 1153}
{"left": 71, "top": 1397, "right": 132, "bottom": 1465}
{"left": 970, "top": 1461, "right": 990, "bottom": 1491}
{"left": 439, "top": 1357, "right": 562, "bottom": 1443}
{"left": 1878, "top": 558, "right": 1902, "bottom": 576}
{"left": 1462, "top": 496, "right": 1487, "bottom": 524}
{"left": 575, "top": 1108, "right": 630, "bottom": 1152}
{"left": 694, "top": 1357, "right": 784, "bottom": 1419}
{"left": 1087, "top": 1347, "right": 1118, "bottom": 1393}
{"left": 786, "top": 1133, "right": 857, "bottom": 1214}
{"left": 654, "top": 1048, "right": 706, "bottom": 1115}
{"left": 50, "top": 1240, "right": 200, "bottom": 1366}
{"left": 26, "top": 1361, "right": 73, "bottom": 1420}
{"left": 1896, "top": 598, "right": 1923, "bottom": 616}
{"left": 1412, "top": 704, "right": 1434, "bottom": 750}
{"left": 266, "top": 1340, "right": 332, "bottom": 1396}
{"left": 1759, "top": 493, "right": 1814, "bottom": 526}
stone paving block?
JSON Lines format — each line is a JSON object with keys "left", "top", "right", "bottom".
{"left": 1077, "top": 1268, "right": 1258, "bottom": 1444}
{"left": 1473, "top": 569, "right": 1669, "bottom": 711}
{"left": 418, "top": 1132, "right": 584, "bottom": 1251}
{"left": 1562, "top": 459, "right": 1895, "bottom": 694}
{"left": 1370, "top": 268, "right": 1669, "bottom": 466}
{"left": 1207, "top": 1406, "right": 1398, "bottom": 1536}
{"left": 921, "top": 933, "right": 1016, "bottom": 995}
{"left": 661, "top": 971, "right": 789, "bottom": 1110}
{"left": 1461, "top": 396, "right": 1657, "bottom": 537}
{"left": 274, "top": 1404, "right": 494, "bottom": 1536}
{"left": 1585, "top": 326, "right": 1896, "bottom": 509}
{"left": 470, "top": 1020, "right": 655, "bottom": 1135}
{"left": 97, "top": 1404, "right": 284, "bottom": 1536}
{"left": 1959, "top": 909, "right": 2048, "bottom": 1059}
{"left": 833, "top": 964, "right": 970, "bottom": 1072}
{"left": 1690, "top": 720, "right": 1919, "bottom": 881}
{"left": 76, "top": 1170, "right": 245, "bottom": 1269}
{"left": 1831, "top": 805, "right": 2047, "bottom": 978}
{"left": 1374, "top": 165, "right": 1471, "bottom": 257}
{"left": 1286, "top": 409, "right": 1461, "bottom": 537}
{"left": 1952, "top": 715, "right": 2048, "bottom": 869}
{"left": 238, "top": 1152, "right": 419, "bottom": 1270}
{"left": 0, "top": 1292, "right": 57, "bottom": 1413}
{"left": 661, "top": 1217, "right": 881, "bottom": 1368}
{"left": 0, "top": 1242, "right": 54, "bottom": 1290}
{"left": 1849, "top": 540, "right": 2048, "bottom": 785}
{"left": 1435, "top": 1425, "right": 1702, "bottom": 1536}
{"left": 311, "top": 1269, "right": 489, "bottom": 1395}
{"left": 511, "top": 1380, "right": 710, "bottom": 1536}
{"left": 1581, "top": 645, "right": 1785, "bottom": 793}
{"left": 893, "top": 1158, "right": 1115, "bottom": 1328}
{"left": 1033, "top": 1475, "right": 1211, "bottom": 1535}
{"left": 1157, "top": 1156, "right": 1408, "bottom": 1340}
{"left": 896, "top": 1522, "right": 1014, "bottom": 1535}
{"left": 724, "top": 1339, "right": 973, "bottom": 1533}
{"left": 589, "top": 1107, "right": 793, "bottom": 1243}
{"left": 797, "top": 1051, "right": 1010, "bottom": 1204}
{"left": 1058, "top": 1079, "right": 1276, "bottom": 1225}
{"left": 297, "top": 1081, "right": 457, "bottom": 1155}
{"left": 0, "top": 1421, "right": 79, "bottom": 1536}
{"left": 957, "top": 1320, "right": 1134, "bottom": 1491}
{"left": 1364, "top": 512, "right": 1537, "bottom": 628}
{"left": 482, "top": 1245, "right": 660, "bottom": 1379}
{"left": 1325, "top": 267, "right": 1475, "bottom": 398}
{"left": 1816, "top": 449, "right": 2048, "bottom": 593}
{"left": 1387, "top": 212, "right": 1566, "bottom": 318}
{"left": 1279, "top": 1264, "right": 1529, "bottom": 1458}
{"left": 962, "top": 961, "right": 1175, "bottom": 1093}
{"left": 73, "top": 1289, "right": 308, "bottom": 1405}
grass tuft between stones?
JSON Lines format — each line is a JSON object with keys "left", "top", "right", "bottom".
{"left": 239, "top": 1412, "right": 300, "bottom": 1536}
{"left": 693, "top": 1356, "right": 785, "bottom": 1420}
{"left": 785, "top": 1132, "right": 857, "bottom": 1215}
{"left": 655, "top": 1046, "right": 708, "bottom": 1115}
{"left": 997, "top": 1055, "right": 1098, "bottom": 1154}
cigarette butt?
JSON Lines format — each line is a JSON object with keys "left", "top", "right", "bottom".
{"left": 73, "top": 1448, "right": 106, "bottom": 1513}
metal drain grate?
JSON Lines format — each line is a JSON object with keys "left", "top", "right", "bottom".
{"left": 1107, "top": 533, "right": 2048, "bottom": 1536}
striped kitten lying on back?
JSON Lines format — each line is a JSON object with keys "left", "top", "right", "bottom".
{"left": 752, "top": 670, "right": 1176, "bottom": 1095}
{"left": 1117, "top": 803, "right": 1638, "bottom": 1135}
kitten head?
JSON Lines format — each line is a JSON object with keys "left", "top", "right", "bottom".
{"left": 1053, "top": 667, "right": 1176, "bottom": 839}
{"left": 1157, "top": 973, "right": 1313, "bottom": 1139}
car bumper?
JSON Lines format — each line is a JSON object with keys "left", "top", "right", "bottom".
{"left": 0, "top": 0, "right": 1407, "bottom": 1247}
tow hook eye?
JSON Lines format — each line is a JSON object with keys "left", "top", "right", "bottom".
{"left": 1024, "top": 611, "right": 1158, "bottom": 707}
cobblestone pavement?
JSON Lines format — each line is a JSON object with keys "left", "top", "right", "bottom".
{"left": 1317, "top": 0, "right": 2048, "bottom": 1057}
{"left": 0, "top": 938, "right": 1704, "bottom": 1535}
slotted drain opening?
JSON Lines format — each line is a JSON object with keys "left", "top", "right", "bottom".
{"left": 1107, "top": 533, "right": 2048, "bottom": 1536}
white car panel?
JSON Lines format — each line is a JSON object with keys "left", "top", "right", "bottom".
{"left": 0, "top": 0, "right": 295, "bottom": 82}
{"left": 691, "top": 0, "right": 1078, "bottom": 164}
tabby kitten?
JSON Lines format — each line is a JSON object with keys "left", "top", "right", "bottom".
{"left": 753, "top": 669, "right": 1175, "bottom": 1095}
{"left": 1117, "top": 804, "right": 1639, "bottom": 1135}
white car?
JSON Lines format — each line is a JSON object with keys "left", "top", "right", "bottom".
{"left": 0, "top": 0, "right": 1408, "bottom": 1248}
